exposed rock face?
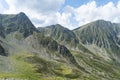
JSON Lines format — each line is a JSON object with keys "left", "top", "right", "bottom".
{"left": 0, "top": 12, "right": 38, "bottom": 38}
{"left": 1, "top": 13, "right": 120, "bottom": 80}
{"left": 74, "top": 20, "right": 119, "bottom": 46}
{"left": 38, "top": 24, "right": 79, "bottom": 48}
{"left": 0, "top": 44, "right": 6, "bottom": 56}
{"left": 74, "top": 20, "right": 120, "bottom": 52}
{"left": 0, "top": 24, "right": 5, "bottom": 38}
{"left": 26, "top": 32, "right": 78, "bottom": 64}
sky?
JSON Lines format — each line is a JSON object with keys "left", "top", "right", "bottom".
{"left": 0, "top": 0, "right": 120, "bottom": 29}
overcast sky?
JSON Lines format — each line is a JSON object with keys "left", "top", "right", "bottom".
{"left": 0, "top": 0, "right": 120, "bottom": 29}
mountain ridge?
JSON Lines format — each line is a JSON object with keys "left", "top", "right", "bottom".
{"left": 0, "top": 12, "right": 39, "bottom": 38}
{"left": 0, "top": 13, "right": 120, "bottom": 80}
{"left": 38, "top": 24, "right": 79, "bottom": 49}
{"left": 0, "top": 13, "right": 86, "bottom": 80}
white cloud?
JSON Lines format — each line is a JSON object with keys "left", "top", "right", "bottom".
{"left": 0, "top": 1, "right": 6, "bottom": 12}
{"left": 3, "top": 0, "right": 65, "bottom": 27}
{"left": 5, "top": 0, "right": 65, "bottom": 14}
{"left": 1, "top": 0, "right": 120, "bottom": 29}
{"left": 74, "top": 1, "right": 120, "bottom": 27}
{"left": 56, "top": 12, "right": 72, "bottom": 28}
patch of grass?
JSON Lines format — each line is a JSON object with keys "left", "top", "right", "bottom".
{"left": 0, "top": 53, "right": 41, "bottom": 80}
{"left": 53, "top": 64, "right": 81, "bottom": 79}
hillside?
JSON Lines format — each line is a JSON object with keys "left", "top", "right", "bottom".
{"left": 37, "top": 20, "right": 120, "bottom": 80}
{"left": 38, "top": 24, "right": 79, "bottom": 48}
{"left": 0, "top": 13, "right": 84, "bottom": 80}
{"left": 74, "top": 20, "right": 120, "bottom": 62}
{"left": 0, "top": 13, "right": 120, "bottom": 80}
{"left": 74, "top": 20, "right": 120, "bottom": 48}
{"left": 0, "top": 12, "right": 38, "bottom": 38}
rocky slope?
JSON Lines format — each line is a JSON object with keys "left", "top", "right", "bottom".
{"left": 0, "top": 12, "right": 38, "bottom": 38}
{"left": 74, "top": 20, "right": 120, "bottom": 62}
{"left": 0, "top": 13, "right": 120, "bottom": 80}
{"left": 0, "top": 13, "right": 83, "bottom": 80}
{"left": 38, "top": 24, "right": 79, "bottom": 48}
{"left": 38, "top": 20, "right": 120, "bottom": 80}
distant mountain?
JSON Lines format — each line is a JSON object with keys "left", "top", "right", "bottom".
{"left": 74, "top": 20, "right": 120, "bottom": 47}
{"left": 38, "top": 24, "right": 79, "bottom": 48}
{"left": 0, "top": 12, "right": 38, "bottom": 38}
{"left": 74, "top": 20, "right": 120, "bottom": 62}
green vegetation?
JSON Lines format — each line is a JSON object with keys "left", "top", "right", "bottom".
{"left": 0, "top": 54, "right": 40, "bottom": 79}
{"left": 71, "top": 50, "right": 120, "bottom": 80}
{"left": 37, "top": 24, "right": 79, "bottom": 48}
{"left": 74, "top": 20, "right": 120, "bottom": 53}
{"left": 1, "top": 13, "right": 120, "bottom": 80}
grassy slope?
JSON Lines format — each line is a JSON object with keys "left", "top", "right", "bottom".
{"left": 0, "top": 33, "right": 82, "bottom": 80}
{"left": 71, "top": 50, "right": 120, "bottom": 80}
{"left": 2, "top": 51, "right": 120, "bottom": 80}
{"left": 0, "top": 53, "right": 82, "bottom": 80}
{"left": 1, "top": 13, "right": 120, "bottom": 80}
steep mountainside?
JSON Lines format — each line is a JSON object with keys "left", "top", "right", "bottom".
{"left": 74, "top": 20, "right": 120, "bottom": 62}
{"left": 0, "top": 12, "right": 78, "bottom": 67}
{"left": 0, "top": 12, "right": 38, "bottom": 37}
{"left": 25, "top": 32, "right": 78, "bottom": 65}
{"left": 38, "top": 24, "right": 79, "bottom": 48}
{"left": 0, "top": 13, "right": 120, "bottom": 80}
{"left": 37, "top": 20, "right": 120, "bottom": 80}
{"left": 74, "top": 20, "right": 120, "bottom": 47}
{"left": 0, "top": 13, "right": 85, "bottom": 80}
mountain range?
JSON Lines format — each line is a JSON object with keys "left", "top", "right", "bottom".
{"left": 0, "top": 12, "right": 120, "bottom": 80}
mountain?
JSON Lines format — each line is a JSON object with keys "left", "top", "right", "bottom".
{"left": 74, "top": 20, "right": 120, "bottom": 61}
{"left": 37, "top": 20, "right": 120, "bottom": 79}
{"left": 38, "top": 24, "right": 79, "bottom": 48}
{"left": 1, "top": 12, "right": 120, "bottom": 80}
{"left": 74, "top": 20, "right": 120, "bottom": 48}
{"left": 0, "top": 12, "right": 38, "bottom": 38}
{"left": 0, "top": 13, "right": 85, "bottom": 80}
{"left": 25, "top": 32, "right": 78, "bottom": 65}
{"left": 0, "top": 12, "right": 79, "bottom": 65}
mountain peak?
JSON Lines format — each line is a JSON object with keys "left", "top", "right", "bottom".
{"left": 94, "top": 19, "right": 107, "bottom": 22}
{"left": 46, "top": 24, "right": 65, "bottom": 29}
{"left": 38, "top": 24, "right": 79, "bottom": 48}
{"left": 0, "top": 12, "right": 38, "bottom": 38}
{"left": 75, "top": 20, "right": 113, "bottom": 31}
{"left": 93, "top": 20, "right": 112, "bottom": 25}
{"left": 19, "top": 12, "right": 26, "bottom": 15}
{"left": 55, "top": 24, "right": 62, "bottom": 26}
{"left": 74, "top": 19, "right": 120, "bottom": 48}
{"left": 17, "top": 12, "right": 27, "bottom": 18}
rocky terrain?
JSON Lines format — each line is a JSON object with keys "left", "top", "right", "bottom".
{"left": 0, "top": 12, "right": 120, "bottom": 80}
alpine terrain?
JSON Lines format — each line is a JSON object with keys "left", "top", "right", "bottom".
{"left": 0, "top": 12, "right": 120, "bottom": 80}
